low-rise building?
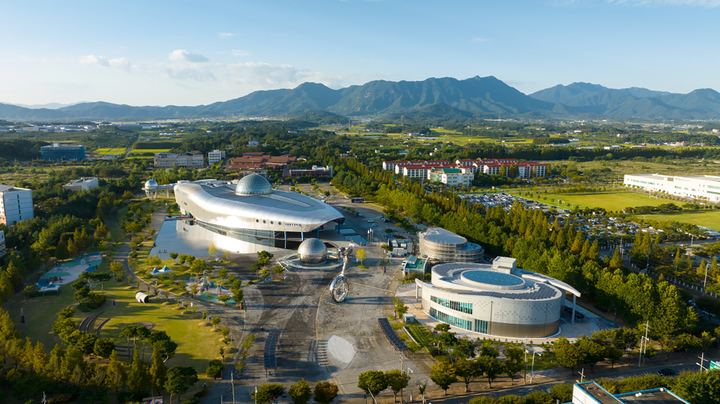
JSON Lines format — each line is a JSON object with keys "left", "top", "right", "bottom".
{"left": 572, "top": 381, "right": 688, "bottom": 404}
{"left": 282, "top": 165, "right": 333, "bottom": 178}
{"left": 62, "top": 177, "right": 99, "bottom": 192}
{"left": 429, "top": 168, "right": 474, "bottom": 187}
{"left": 154, "top": 152, "right": 204, "bottom": 169}
{"left": 0, "top": 185, "right": 34, "bottom": 226}
{"left": 208, "top": 150, "right": 226, "bottom": 165}
{"left": 40, "top": 143, "right": 86, "bottom": 161}
{"left": 624, "top": 174, "right": 720, "bottom": 203}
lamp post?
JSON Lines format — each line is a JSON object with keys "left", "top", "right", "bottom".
{"left": 407, "top": 368, "right": 414, "bottom": 403}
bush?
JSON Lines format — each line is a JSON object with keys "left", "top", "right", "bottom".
{"left": 78, "top": 293, "right": 106, "bottom": 312}
{"left": 181, "top": 398, "right": 200, "bottom": 404}
{"left": 206, "top": 359, "right": 223, "bottom": 378}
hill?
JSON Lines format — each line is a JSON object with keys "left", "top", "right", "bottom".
{"left": 3, "top": 77, "right": 720, "bottom": 121}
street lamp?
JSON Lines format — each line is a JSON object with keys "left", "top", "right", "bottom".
{"left": 407, "top": 368, "right": 414, "bottom": 403}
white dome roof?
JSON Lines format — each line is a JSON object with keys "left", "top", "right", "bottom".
{"left": 235, "top": 174, "right": 272, "bottom": 196}
{"left": 145, "top": 179, "right": 158, "bottom": 189}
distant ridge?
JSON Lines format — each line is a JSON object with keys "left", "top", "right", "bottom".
{"left": 1, "top": 77, "right": 720, "bottom": 121}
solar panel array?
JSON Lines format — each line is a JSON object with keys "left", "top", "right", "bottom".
{"left": 378, "top": 318, "right": 408, "bottom": 352}
{"left": 264, "top": 330, "right": 281, "bottom": 369}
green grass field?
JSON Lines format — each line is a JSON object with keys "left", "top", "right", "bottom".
{"left": 512, "top": 190, "right": 673, "bottom": 212}
{"left": 404, "top": 324, "right": 434, "bottom": 347}
{"left": 644, "top": 210, "right": 720, "bottom": 231}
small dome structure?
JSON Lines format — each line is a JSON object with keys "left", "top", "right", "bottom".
{"left": 235, "top": 174, "right": 272, "bottom": 196}
{"left": 145, "top": 179, "right": 158, "bottom": 189}
{"left": 298, "top": 238, "right": 328, "bottom": 264}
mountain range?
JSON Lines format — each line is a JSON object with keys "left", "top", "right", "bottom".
{"left": 2, "top": 76, "right": 720, "bottom": 122}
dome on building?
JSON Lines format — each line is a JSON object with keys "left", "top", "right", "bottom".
{"left": 235, "top": 174, "right": 272, "bottom": 196}
{"left": 145, "top": 179, "right": 158, "bottom": 189}
{"left": 298, "top": 238, "right": 327, "bottom": 264}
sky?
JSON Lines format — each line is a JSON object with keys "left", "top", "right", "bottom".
{"left": 2, "top": 0, "right": 720, "bottom": 107}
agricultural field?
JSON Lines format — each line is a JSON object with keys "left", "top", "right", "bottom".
{"left": 95, "top": 147, "right": 126, "bottom": 155}
{"left": 645, "top": 211, "right": 720, "bottom": 232}
{"left": 130, "top": 149, "right": 172, "bottom": 154}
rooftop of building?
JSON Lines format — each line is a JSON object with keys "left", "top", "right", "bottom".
{"left": 625, "top": 174, "right": 720, "bottom": 183}
{"left": 577, "top": 382, "right": 689, "bottom": 404}
{"left": 431, "top": 168, "right": 463, "bottom": 174}
{"left": 0, "top": 184, "right": 31, "bottom": 192}
{"left": 66, "top": 177, "right": 97, "bottom": 184}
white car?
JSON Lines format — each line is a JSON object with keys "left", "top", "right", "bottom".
{"left": 367, "top": 219, "right": 374, "bottom": 223}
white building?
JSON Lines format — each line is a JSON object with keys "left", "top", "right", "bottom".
{"left": 154, "top": 152, "right": 204, "bottom": 169}
{"left": 63, "top": 177, "right": 99, "bottom": 192}
{"left": 414, "top": 257, "right": 581, "bottom": 338}
{"left": 624, "top": 174, "right": 720, "bottom": 203}
{"left": 208, "top": 150, "right": 226, "bottom": 165}
{"left": 428, "top": 168, "right": 474, "bottom": 187}
{"left": 0, "top": 185, "right": 34, "bottom": 226}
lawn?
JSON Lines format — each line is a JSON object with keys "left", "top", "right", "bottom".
{"left": 405, "top": 323, "right": 434, "bottom": 347}
{"left": 512, "top": 190, "right": 673, "bottom": 212}
{"left": 645, "top": 210, "right": 720, "bottom": 231}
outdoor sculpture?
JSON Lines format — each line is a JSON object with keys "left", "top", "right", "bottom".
{"left": 329, "top": 246, "right": 352, "bottom": 303}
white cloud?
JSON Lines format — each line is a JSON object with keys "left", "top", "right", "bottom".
{"left": 472, "top": 37, "right": 489, "bottom": 43}
{"left": 168, "top": 49, "right": 209, "bottom": 63}
{"left": 80, "top": 55, "right": 132, "bottom": 72}
{"left": 80, "top": 55, "right": 110, "bottom": 67}
{"left": 231, "top": 50, "right": 250, "bottom": 57}
{"left": 218, "top": 32, "right": 239, "bottom": 38}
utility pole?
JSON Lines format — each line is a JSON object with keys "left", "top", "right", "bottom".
{"left": 523, "top": 338, "right": 528, "bottom": 384}
{"left": 231, "top": 369, "right": 235, "bottom": 404}
{"left": 697, "top": 353, "right": 707, "bottom": 372}
{"left": 639, "top": 321, "right": 650, "bottom": 366}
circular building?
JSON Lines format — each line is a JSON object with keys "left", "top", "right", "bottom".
{"left": 415, "top": 257, "right": 580, "bottom": 338}
{"left": 418, "top": 227, "right": 484, "bottom": 263}
{"left": 298, "top": 238, "right": 328, "bottom": 264}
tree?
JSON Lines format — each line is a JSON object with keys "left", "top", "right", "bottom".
{"left": 164, "top": 366, "right": 198, "bottom": 404}
{"left": 127, "top": 346, "right": 149, "bottom": 392}
{"left": 454, "top": 358, "right": 481, "bottom": 392}
{"left": 252, "top": 383, "right": 286, "bottom": 404}
{"left": 356, "top": 249, "right": 367, "bottom": 266}
{"left": 105, "top": 350, "right": 126, "bottom": 393}
{"left": 672, "top": 368, "right": 720, "bottom": 404}
{"left": 169, "top": 252, "right": 179, "bottom": 260}
{"left": 149, "top": 345, "right": 167, "bottom": 394}
{"left": 358, "top": 370, "right": 388, "bottom": 403}
{"left": 208, "top": 243, "right": 217, "bottom": 256}
{"left": 273, "top": 265, "right": 285, "bottom": 275}
{"left": 385, "top": 369, "right": 410, "bottom": 402}
{"left": 93, "top": 337, "right": 115, "bottom": 359}
{"left": 554, "top": 337, "right": 582, "bottom": 374}
{"left": 314, "top": 381, "right": 339, "bottom": 404}
{"left": 478, "top": 355, "right": 503, "bottom": 389}
{"left": 218, "top": 267, "right": 228, "bottom": 280}
{"left": 502, "top": 347, "right": 524, "bottom": 385}
{"left": 418, "top": 382, "right": 427, "bottom": 404}
{"left": 289, "top": 378, "right": 312, "bottom": 404}
{"left": 434, "top": 323, "right": 451, "bottom": 333}
{"left": 430, "top": 361, "right": 457, "bottom": 395}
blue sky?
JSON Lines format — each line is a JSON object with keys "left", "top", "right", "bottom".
{"left": 2, "top": 0, "right": 719, "bottom": 106}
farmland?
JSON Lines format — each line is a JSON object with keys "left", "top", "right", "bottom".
{"left": 95, "top": 147, "right": 126, "bottom": 155}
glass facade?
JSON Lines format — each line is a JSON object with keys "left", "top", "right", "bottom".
{"left": 431, "top": 295, "right": 473, "bottom": 314}
{"left": 475, "top": 319, "right": 488, "bottom": 333}
{"left": 430, "top": 307, "right": 472, "bottom": 331}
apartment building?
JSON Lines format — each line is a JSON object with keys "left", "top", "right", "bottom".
{"left": 0, "top": 185, "right": 34, "bottom": 226}
{"left": 154, "top": 152, "right": 204, "bottom": 169}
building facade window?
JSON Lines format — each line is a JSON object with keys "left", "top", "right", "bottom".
{"left": 430, "top": 295, "right": 473, "bottom": 314}
{"left": 474, "top": 319, "right": 488, "bottom": 333}
{"left": 430, "top": 307, "right": 472, "bottom": 331}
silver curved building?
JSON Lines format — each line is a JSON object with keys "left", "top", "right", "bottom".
{"left": 415, "top": 257, "right": 580, "bottom": 338}
{"left": 172, "top": 175, "right": 344, "bottom": 245}
{"left": 418, "top": 227, "right": 484, "bottom": 263}
{"left": 297, "top": 238, "right": 328, "bottom": 264}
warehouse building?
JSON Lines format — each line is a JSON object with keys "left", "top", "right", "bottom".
{"left": 624, "top": 174, "right": 720, "bottom": 203}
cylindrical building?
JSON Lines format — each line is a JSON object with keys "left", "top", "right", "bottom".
{"left": 415, "top": 258, "right": 580, "bottom": 338}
